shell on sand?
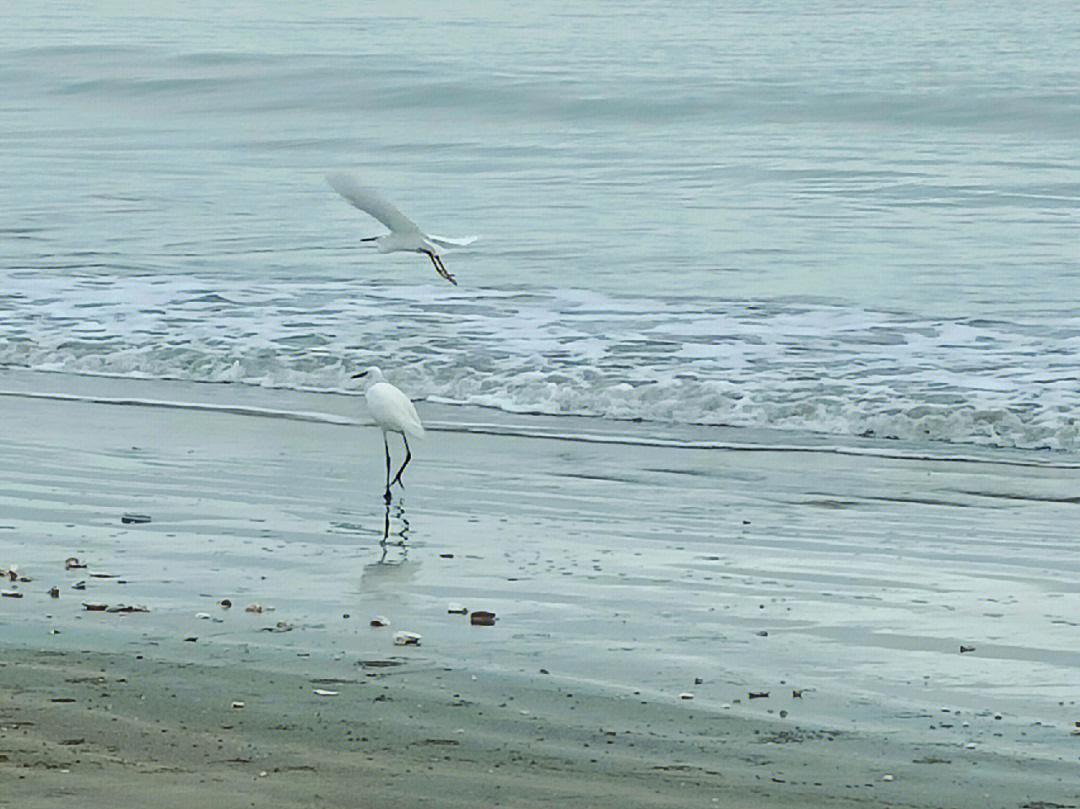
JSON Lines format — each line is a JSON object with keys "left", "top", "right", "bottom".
{"left": 392, "top": 630, "right": 421, "bottom": 646}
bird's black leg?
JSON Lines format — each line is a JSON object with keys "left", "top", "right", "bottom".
{"left": 383, "top": 433, "right": 392, "bottom": 504}
{"left": 391, "top": 434, "right": 411, "bottom": 489}
{"left": 422, "top": 249, "right": 456, "bottom": 285}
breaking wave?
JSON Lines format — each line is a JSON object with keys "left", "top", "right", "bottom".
{"left": 2, "top": 272, "right": 1079, "bottom": 451}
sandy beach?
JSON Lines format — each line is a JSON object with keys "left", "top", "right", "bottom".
{"left": 2, "top": 369, "right": 1079, "bottom": 808}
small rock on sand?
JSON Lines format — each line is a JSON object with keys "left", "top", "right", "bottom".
{"left": 121, "top": 513, "right": 152, "bottom": 525}
{"left": 470, "top": 610, "right": 496, "bottom": 626}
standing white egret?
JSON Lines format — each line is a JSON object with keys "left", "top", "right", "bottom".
{"left": 352, "top": 366, "right": 425, "bottom": 503}
{"left": 327, "top": 173, "right": 477, "bottom": 285}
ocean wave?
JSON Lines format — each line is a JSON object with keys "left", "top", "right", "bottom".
{"left": 2, "top": 273, "right": 1079, "bottom": 452}
{"left": 14, "top": 38, "right": 1080, "bottom": 137}
{"left": 5, "top": 387, "right": 1078, "bottom": 471}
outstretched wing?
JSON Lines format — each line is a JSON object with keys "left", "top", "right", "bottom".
{"left": 428, "top": 234, "right": 479, "bottom": 248}
{"left": 327, "top": 173, "right": 421, "bottom": 234}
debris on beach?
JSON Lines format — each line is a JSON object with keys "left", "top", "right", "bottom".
{"left": 1, "top": 590, "right": 23, "bottom": 598}
{"left": 749, "top": 691, "right": 770, "bottom": 700}
{"left": 959, "top": 645, "right": 976, "bottom": 653}
{"left": 107, "top": 604, "right": 149, "bottom": 613}
{"left": 72, "top": 581, "right": 86, "bottom": 590}
{"left": 447, "top": 602, "right": 468, "bottom": 615}
{"left": 82, "top": 602, "right": 108, "bottom": 611}
{"left": 121, "top": 512, "right": 152, "bottom": 525}
{"left": 792, "top": 689, "right": 804, "bottom": 699}
{"left": 470, "top": 610, "right": 496, "bottom": 626}
{"left": 231, "top": 701, "right": 245, "bottom": 709}
{"left": 196, "top": 612, "right": 212, "bottom": 620}
{"left": 312, "top": 688, "right": 339, "bottom": 697}
{"left": 48, "top": 586, "right": 59, "bottom": 598}
{"left": 244, "top": 603, "right": 264, "bottom": 614}
{"left": 679, "top": 692, "right": 694, "bottom": 700}
{"left": 370, "top": 615, "right": 390, "bottom": 627}
{"left": 64, "top": 557, "right": 86, "bottom": 570}
{"left": 756, "top": 630, "right": 769, "bottom": 637}
{"left": 392, "top": 630, "right": 421, "bottom": 646}
{"left": 4, "top": 566, "right": 30, "bottom": 583}
{"left": 262, "top": 621, "right": 294, "bottom": 633}
{"left": 219, "top": 599, "right": 232, "bottom": 609}
{"left": 89, "top": 572, "right": 119, "bottom": 579}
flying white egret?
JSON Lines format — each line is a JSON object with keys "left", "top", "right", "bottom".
{"left": 327, "top": 173, "right": 477, "bottom": 285}
{"left": 352, "top": 366, "right": 425, "bottom": 503}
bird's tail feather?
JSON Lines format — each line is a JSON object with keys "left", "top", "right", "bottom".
{"left": 428, "top": 234, "right": 479, "bottom": 248}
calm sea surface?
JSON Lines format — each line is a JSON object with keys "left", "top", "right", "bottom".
{"left": 3, "top": 1, "right": 1079, "bottom": 449}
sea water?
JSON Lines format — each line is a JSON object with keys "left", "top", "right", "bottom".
{"left": 2, "top": 0, "right": 1079, "bottom": 452}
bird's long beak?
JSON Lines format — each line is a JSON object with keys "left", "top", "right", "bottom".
{"left": 351, "top": 371, "right": 368, "bottom": 379}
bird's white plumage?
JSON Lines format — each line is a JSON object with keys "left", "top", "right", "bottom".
{"left": 327, "top": 172, "right": 477, "bottom": 285}
{"left": 366, "top": 383, "right": 425, "bottom": 440}
{"left": 428, "top": 234, "right": 479, "bottom": 248}
{"left": 327, "top": 173, "right": 420, "bottom": 234}
{"left": 359, "top": 367, "right": 425, "bottom": 440}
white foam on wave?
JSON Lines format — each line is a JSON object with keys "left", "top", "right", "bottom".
{"left": 2, "top": 272, "right": 1080, "bottom": 452}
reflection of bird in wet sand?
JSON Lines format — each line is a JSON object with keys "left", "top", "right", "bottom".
{"left": 361, "top": 543, "right": 417, "bottom": 585}
{"left": 383, "top": 499, "right": 410, "bottom": 545}
{"left": 352, "top": 366, "right": 424, "bottom": 504}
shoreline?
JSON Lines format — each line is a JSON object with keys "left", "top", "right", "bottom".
{"left": 1, "top": 366, "right": 1073, "bottom": 467}
{"left": 2, "top": 369, "right": 1080, "bottom": 807}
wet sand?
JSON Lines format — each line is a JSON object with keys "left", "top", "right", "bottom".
{"left": 2, "top": 371, "right": 1079, "bottom": 807}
